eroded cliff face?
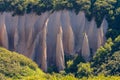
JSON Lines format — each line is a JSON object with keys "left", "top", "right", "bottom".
{"left": 0, "top": 10, "right": 108, "bottom": 71}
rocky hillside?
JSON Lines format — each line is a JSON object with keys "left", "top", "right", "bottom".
{"left": 0, "top": 0, "right": 120, "bottom": 72}
{"left": 0, "top": 10, "right": 108, "bottom": 72}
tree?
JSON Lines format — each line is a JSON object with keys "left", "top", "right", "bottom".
{"left": 92, "top": 35, "right": 120, "bottom": 75}
{"left": 77, "top": 62, "right": 93, "bottom": 78}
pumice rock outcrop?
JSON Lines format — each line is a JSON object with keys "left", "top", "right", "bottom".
{"left": 0, "top": 10, "right": 108, "bottom": 72}
{"left": 61, "top": 11, "right": 75, "bottom": 55}
{"left": 34, "top": 18, "right": 49, "bottom": 72}
{"left": 56, "top": 26, "right": 65, "bottom": 71}
{"left": 0, "top": 13, "right": 8, "bottom": 49}
{"left": 82, "top": 33, "right": 90, "bottom": 61}
{"left": 69, "top": 11, "right": 86, "bottom": 52}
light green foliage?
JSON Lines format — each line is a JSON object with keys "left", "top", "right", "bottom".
{"left": 22, "top": 69, "right": 46, "bottom": 80}
{"left": 46, "top": 73, "right": 78, "bottom": 80}
{"left": 84, "top": 75, "right": 120, "bottom": 80}
{"left": 0, "top": 47, "right": 45, "bottom": 79}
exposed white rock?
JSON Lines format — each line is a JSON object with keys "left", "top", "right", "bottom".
{"left": 61, "top": 10, "right": 75, "bottom": 55}
{"left": 24, "top": 14, "right": 38, "bottom": 58}
{"left": 97, "top": 26, "right": 104, "bottom": 48}
{"left": 56, "top": 26, "right": 65, "bottom": 71}
{"left": 16, "top": 15, "right": 26, "bottom": 54}
{"left": 87, "top": 18, "right": 98, "bottom": 53}
{"left": 40, "top": 19, "right": 49, "bottom": 72}
{"left": 101, "top": 18, "right": 108, "bottom": 34}
{"left": 47, "top": 11, "right": 62, "bottom": 66}
{"left": 34, "top": 18, "right": 49, "bottom": 72}
{"left": 0, "top": 13, "right": 8, "bottom": 49}
{"left": 69, "top": 11, "right": 86, "bottom": 52}
{"left": 81, "top": 33, "right": 90, "bottom": 61}
{"left": 5, "top": 12, "right": 18, "bottom": 50}
{"left": 97, "top": 18, "right": 108, "bottom": 49}
{"left": 14, "top": 27, "right": 19, "bottom": 51}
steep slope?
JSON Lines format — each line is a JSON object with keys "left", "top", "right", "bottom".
{"left": 0, "top": 47, "right": 45, "bottom": 80}
{"left": 0, "top": 11, "right": 108, "bottom": 71}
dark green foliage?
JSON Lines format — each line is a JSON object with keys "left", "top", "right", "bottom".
{"left": 92, "top": 35, "right": 120, "bottom": 76}
{"left": 112, "top": 35, "right": 120, "bottom": 52}
{"left": 47, "top": 65, "right": 58, "bottom": 73}
{"left": 92, "top": 38, "right": 113, "bottom": 68}
{"left": 106, "top": 29, "right": 120, "bottom": 40}
{"left": 65, "top": 54, "right": 85, "bottom": 74}
{"left": 104, "top": 51, "right": 120, "bottom": 75}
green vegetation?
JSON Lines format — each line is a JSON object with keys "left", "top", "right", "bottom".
{"left": 65, "top": 54, "right": 85, "bottom": 74}
{"left": 62, "top": 35, "right": 120, "bottom": 79}
{"left": 0, "top": 47, "right": 45, "bottom": 80}
{"left": 0, "top": 39, "right": 120, "bottom": 80}
{"left": 82, "top": 75, "right": 120, "bottom": 80}
{"left": 92, "top": 35, "right": 120, "bottom": 76}
{"left": 76, "top": 63, "right": 93, "bottom": 78}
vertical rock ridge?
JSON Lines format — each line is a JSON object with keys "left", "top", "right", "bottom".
{"left": 101, "top": 18, "right": 108, "bottom": 34}
{"left": 24, "top": 14, "right": 38, "bottom": 58}
{"left": 61, "top": 10, "right": 74, "bottom": 55}
{"left": 97, "top": 18, "right": 108, "bottom": 50}
{"left": 81, "top": 33, "right": 90, "bottom": 61}
{"left": 0, "top": 13, "right": 8, "bottom": 49}
{"left": 41, "top": 19, "right": 49, "bottom": 72}
{"left": 5, "top": 12, "right": 18, "bottom": 50}
{"left": 97, "top": 26, "right": 104, "bottom": 48}
{"left": 14, "top": 27, "right": 19, "bottom": 51}
{"left": 47, "top": 11, "right": 62, "bottom": 66}
{"left": 34, "top": 18, "right": 49, "bottom": 72}
{"left": 56, "top": 26, "right": 65, "bottom": 71}
{"left": 87, "top": 18, "right": 98, "bottom": 53}
{"left": 16, "top": 15, "right": 26, "bottom": 54}
{"left": 69, "top": 11, "right": 86, "bottom": 52}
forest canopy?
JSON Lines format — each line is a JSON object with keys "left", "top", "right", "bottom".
{"left": 0, "top": 0, "right": 119, "bottom": 17}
